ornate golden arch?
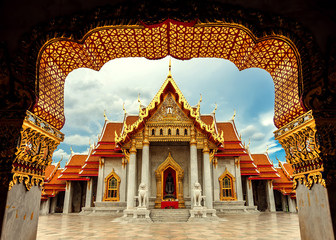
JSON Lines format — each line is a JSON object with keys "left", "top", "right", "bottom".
{"left": 154, "top": 152, "right": 185, "bottom": 208}
{"left": 103, "top": 169, "right": 121, "bottom": 201}
{"left": 218, "top": 168, "right": 237, "bottom": 201}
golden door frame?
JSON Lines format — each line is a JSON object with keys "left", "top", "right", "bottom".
{"left": 154, "top": 152, "right": 185, "bottom": 208}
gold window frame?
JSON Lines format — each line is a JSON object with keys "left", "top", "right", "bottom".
{"left": 219, "top": 168, "right": 237, "bottom": 201}
{"left": 103, "top": 169, "right": 121, "bottom": 201}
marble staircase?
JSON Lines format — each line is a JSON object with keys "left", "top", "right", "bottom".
{"left": 150, "top": 209, "right": 190, "bottom": 222}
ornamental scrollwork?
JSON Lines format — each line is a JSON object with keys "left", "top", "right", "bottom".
{"left": 293, "top": 172, "right": 326, "bottom": 190}
{"left": 9, "top": 110, "right": 63, "bottom": 191}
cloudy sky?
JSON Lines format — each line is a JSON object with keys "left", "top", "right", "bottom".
{"left": 53, "top": 57, "right": 286, "bottom": 167}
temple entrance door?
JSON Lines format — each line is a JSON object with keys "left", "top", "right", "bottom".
{"left": 155, "top": 153, "right": 185, "bottom": 209}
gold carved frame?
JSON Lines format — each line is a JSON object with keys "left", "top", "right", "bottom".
{"left": 154, "top": 153, "right": 185, "bottom": 208}
{"left": 103, "top": 169, "right": 121, "bottom": 201}
{"left": 218, "top": 168, "right": 237, "bottom": 201}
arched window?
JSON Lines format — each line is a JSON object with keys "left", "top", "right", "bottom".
{"left": 218, "top": 169, "right": 236, "bottom": 201}
{"left": 176, "top": 128, "right": 179, "bottom": 135}
{"left": 104, "top": 169, "right": 120, "bottom": 201}
{"left": 160, "top": 128, "right": 163, "bottom": 136}
{"left": 152, "top": 129, "right": 155, "bottom": 136}
{"left": 168, "top": 128, "right": 171, "bottom": 135}
{"left": 184, "top": 128, "right": 188, "bottom": 136}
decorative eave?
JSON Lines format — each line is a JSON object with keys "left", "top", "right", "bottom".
{"left": 115, "top": 74, "right": 224, "bottom": 146}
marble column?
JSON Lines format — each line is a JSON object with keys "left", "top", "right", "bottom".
{"left": 85, "top": 178, "right": 93, "bottom": 207}
{"left": 266, "top": 180, "right": 276, "bottom": 212}
{"left": 63, "top": 181, "right": 73, "bottom": 214}
{"left": 281, "top": 194, "right": 289, "bottom": 212}
{"left": 203, "top": 139, "right": 213, "bottom": 209}
{"left": 141, "top": 126, "right": 150, "bottom": 193}
{"left": 288, "top": 196, "right": 297, "bottom": 213}
{"left": 120, "top": 165, "right": 127, "bottom": 202}
{"left": 127, "top": 139, "right": 137, "bottom": 209}
{"left": 96, "top": 158, "right": 105, "bottom": 202}
{"left": 40, "top": 198, "right": 50, "bottom": 215}
{"left": 246, "top": 178, "right": 254, "bottom": 206}
{"left": 190, "top": 127, "right": 198, "bottom": 207}
{"left": 50, "top": 197, "right": 57, "bottom": 213}
{"left": 234, "top": 157, "right": 243, "bottom": 201}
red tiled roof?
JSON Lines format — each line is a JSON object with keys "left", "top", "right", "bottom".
{"left": 249, "top": 153, "right": 280, "bottom": 180}
{"left": 58, "top": 154, "right": 89, "bottom": 181}
{"left": 273, "top": 167, "right": 295, "bottom": 196}
{"left": 99, "top": 122, "right": 123, "bottom": 142}
{"left": 240, "top": 152, "right": 259, "bottom": 175}
{"left": 44, "top": 165, "right": 56, "bottom": 180}
{"left": 125, "top": 115, "right": 139, "bottom": 126}
{"left": 200, "top": 115, "right": 214, "bottom": 126}
{"left": 42, "top": 169, "right": 66, "bottom": 198}
{"left": 80, "top": 152, "right": 100, "bottom": 177}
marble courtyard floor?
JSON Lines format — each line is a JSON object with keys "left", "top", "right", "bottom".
{"left": 37, "top": 212, "right": 301, "bottom": 240}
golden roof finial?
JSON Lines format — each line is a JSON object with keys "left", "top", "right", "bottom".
{"left": 168, "top": 58, "right": 172, "bottom": 77}
{"left": 70, "top": 146, "right": 74, "bottom": 155}
{"left": 104, "top": 109, "right": 108, "bottom": 121}
{"left": 247, "top": 138, "right": 251, "bottom": 149}
{"left": 266, "top": 145, "right": 269, "bottom": 153}
{"left": 212, "top": 103, "right": 217, "bottom": 114}
{"left": 122, "top": 103, "right": 127, "bottom": 114}
{"left": 138, "top": 93, "right": 143, "bottom": 112}
{"left": 231, "top": 109, "right": 236, "bottom": 121}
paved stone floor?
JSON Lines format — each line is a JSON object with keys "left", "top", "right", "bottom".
{"left": 37, "top": 212, "right": 300, "bottom": 240}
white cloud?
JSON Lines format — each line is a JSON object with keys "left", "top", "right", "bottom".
{"left": 53, "top": 149, "right": 70, "bottom": 162}
{"left": 63, "top": 134, "right": 93, "bottom": 146}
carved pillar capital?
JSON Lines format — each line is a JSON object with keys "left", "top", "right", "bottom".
{"left": 203, "top": 139, "right": 209, "bottom": 153}
{"left": 190, "top": 126, "right": 196, "bottom": 145}
{"left": 130, "top": 139, "right": 137, "bottom": 153}
{"left": 143, "top": 126, "right": 149, "bottom": 146}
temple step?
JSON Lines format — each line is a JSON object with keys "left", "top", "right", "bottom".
{"left": 150, "top": 209, "right": 190, "bottom": 222}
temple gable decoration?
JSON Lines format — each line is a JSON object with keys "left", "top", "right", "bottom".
{"left": 115, "top": 72, "right": 224, "bottom": 146}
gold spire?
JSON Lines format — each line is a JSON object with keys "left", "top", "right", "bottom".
{"left": 138, "top": 93, "right": 143, "bottom": 112}
{"left": 266, "top": 145, "right": 269, "bottom": 153}
{"left": 168, "top": 58, "right": 172, "bottom": 77}
{"left": 70, "top": 146, "right": 74, "bottom": 155}
{"left": 104, "top": 109, "right": 107, "bottom": 121}
{"left": 231, "top": 109, "right": 236, "bottom": 120}
{"left": 122, "top": 103, "right": 127, "bottom": 114}
{"left": 212, "top": 103, "right": 217, "bottom": 114}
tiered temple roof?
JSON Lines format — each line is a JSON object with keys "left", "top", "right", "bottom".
{"left": 240, "top": 150, "right": 260, "bottom": 176}
{"left": 79, "top": 147, "right": 100, "bottom": 177}
{"left": 273, "top": 161, "right": 296, "bottom": 198}
{"left": 215, "top": 121, "right": 247, "bottom": 157}
{"left": 249, "top": 153, "right": 280, "bottom": 180}
{"left": 42, "top": 162, "right": 66, "bottom": 200}
{"left": 58, "top": 154, "right": 89, "bottom": 181}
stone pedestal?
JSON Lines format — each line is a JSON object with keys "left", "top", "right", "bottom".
{"left": 85, "top": 178, "right": 93, "bottom": 207}
{"left": 266, "top": 180, "right": 276, "bottom": 212}
{"left": 133, "top": 207, "right": 150, "bottom": 219}
{"left": 63, "top": 181, "right": 73, "bottom": 214}
{"left": 189, "top": 206, "right": 207, "bottom": 218}
{"left": 246, "top": 178, "right": 254, "bottom": 207}
{"left": 288, "top": 196, "right": 296, "bottom": 213}
{"left": 1, "top": 183, "right": 42, "bottom": 240}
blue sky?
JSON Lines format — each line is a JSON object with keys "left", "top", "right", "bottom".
{"left": 53, "top": 57, "right": 286, "bottom": 167}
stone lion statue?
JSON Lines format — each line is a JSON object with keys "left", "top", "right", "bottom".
{"left": 138, "top": 183, "right": 147, "bottom": 208}
{"left": 193, "top": 182, "right": 202, "bottom": 207}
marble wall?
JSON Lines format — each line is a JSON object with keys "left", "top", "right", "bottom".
{"left": 213, "top": 157, "right": 235, "bottom": 201}
{"left": 1, "top": 183, "right": 41, "bottom": 240}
